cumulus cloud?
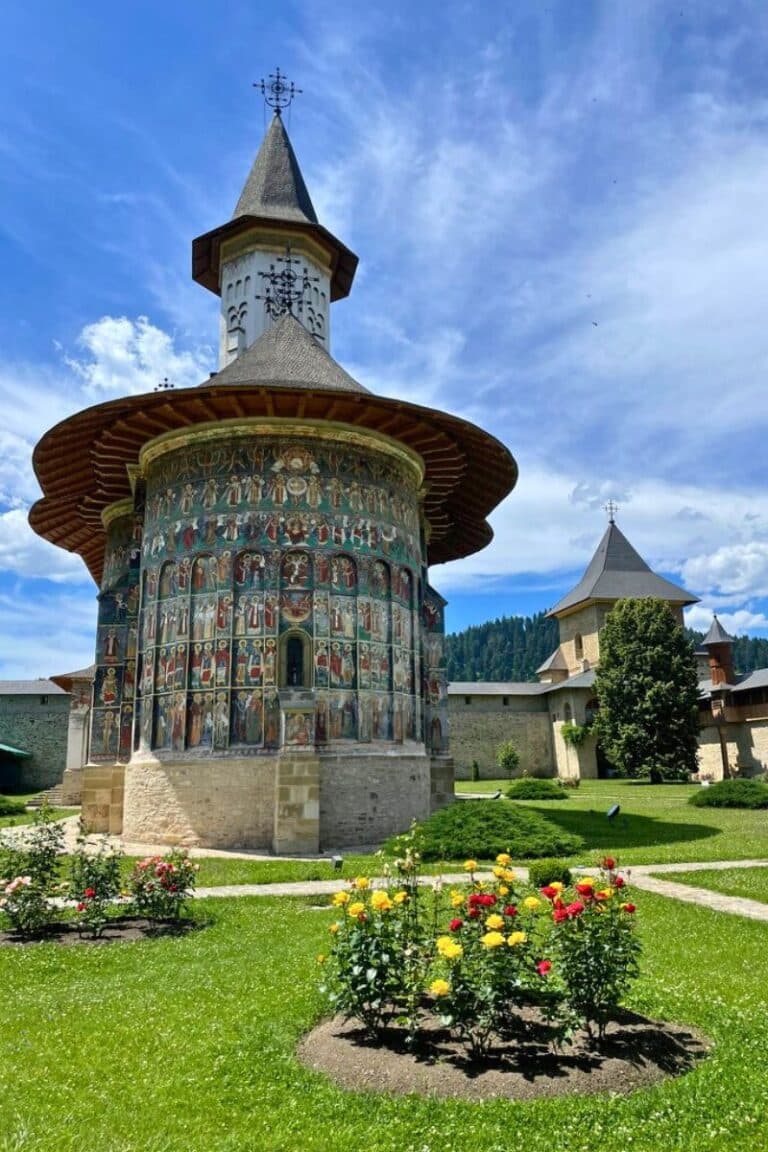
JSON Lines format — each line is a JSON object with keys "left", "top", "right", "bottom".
{"left": 0, "top": 510, "right": 91, "bottom": 585}
{"left": 64, "top": 315, "right": 213, "bottom": 396}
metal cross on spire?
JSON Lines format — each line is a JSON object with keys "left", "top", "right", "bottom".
{"left": 255, "top": 244, "right": 323, "bottom": 338}
{"left": 603, "top": 499, "right": 619, "bottom": 524}
{"left": 255, "top": 67, "right": 302, "bottom": 115}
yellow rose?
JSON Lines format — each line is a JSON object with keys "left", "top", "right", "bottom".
{"left": 436, "top": 936, "right": 463, "bottom": 960}
{"left": 549, "top": 881, "right": 564, "bottom": 892}
{"left": 481, "top": 931, "right": 506, "bottom": 949}
{"left": 348, "top": 901, "right": 366, "bottom": 917}
{"left": 496, "top": 853, "right": 512, "bottom": 867}
{"left": 464, "top": 860, "right": 478, "bottom": 872}
{"left": 598, "top": 887, "right": 614, "bottom": 900}
{"left": 450, "top": 890, "right": 464, "bottom": 908}
{"left": 498, "top": 885, "right": 510, "bottom": 897}
{"left": 371, "top": 891, "right": 393, "bottom": 913}
{"left": 393, "top": 891, "right": 408, "bottom": 905}
{"left": 523, "top": 896, "right": 541, "bottom": 911}
{"left": 328, "top": 923, "right": 339, "bottom": 935}
{"left": 429, "top": 978, "right": 451, "bottom": 997}
{"left": 508, "top": 931, "right": 528, "bottom": 947}
{"left": 577, "top": 876, "right": 595, "bottom": 887}
{"left": 316, "top": 953, "right": 326, "bottom": 965}
{"left": 332, "top": 891, "right": 350, "bottom": 907}
{"left": 485, "top": 913, "right": 505, "bottom": 930}
{"left": 502, "top": 869, "right": 516, "bottom": 883}
{"left": 354, "top": 876, "right": 370, "bottom": 890}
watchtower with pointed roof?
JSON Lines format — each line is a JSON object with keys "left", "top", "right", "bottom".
{"left": 28, "top": 91, "right": 517, "bottom": 853}
{"left": 543, "top": 516, "right": 697, "bottom": 678}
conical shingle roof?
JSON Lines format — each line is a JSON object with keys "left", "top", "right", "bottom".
{"left": 702, "top": 615, "right": 734, "bottom": 646}
{"left": 233, "top": 113, "right": 318, "bottom": 224}
{"left": 209, "top": 313, "right": 368, "bottom": 394}
{"left": 548, "top": 522, "right": 697, "bottom": 616}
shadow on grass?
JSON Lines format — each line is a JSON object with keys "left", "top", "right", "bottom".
{"left": 526, "top": 805, "right": 718, "bottom": 852}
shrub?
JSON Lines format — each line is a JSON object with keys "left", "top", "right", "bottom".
{"left": 506, "top": 778, "right": 568, "bottom": 801}
{"left": 0, "top": 803, "right": 64, "bottom": 936}
{"left": 128, "top": 850, "right": 199, "bottom": 921}
{"left": 69, "top": 824, "right": 124, "bottom": 938}
{"left": 561, "top": 721, "right": 590, "bottom": 747}
{"left": 496, "top": 741, "right": 520, "bottom": 779}
{"left": 0, "top": 796, "right": 25, "bottom": 818}
{"left": 386, "top": 800, "right": 582, "bottom": 862}
{"left": 527, "top": 859, "right": 573, "bottom": 889}
{"left": 689, "top": 778, "right": 768, "bottom": 809}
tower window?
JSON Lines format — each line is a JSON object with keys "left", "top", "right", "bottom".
{"left": 464, "top": 696, "right": 471, "bottom": 706}
{"left": 574, "top": 633, "right": 584, "bottom": 660}
{"left": 503, "top": 696, "right": 509, "bottom": 706}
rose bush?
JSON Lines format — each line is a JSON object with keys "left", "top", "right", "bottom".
{"left": 128, "top": 850, "right": 198, "bottom": 922}
{"left": 69, "top": 824, "right": 124, "bottom": 938}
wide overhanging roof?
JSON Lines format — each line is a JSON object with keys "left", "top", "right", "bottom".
{"left": 30, "top": 379, "right": 517, "bottom": 585}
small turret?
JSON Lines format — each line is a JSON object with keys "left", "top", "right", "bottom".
{"left": 702, "top": 615, "right": 735, "bottom": 686}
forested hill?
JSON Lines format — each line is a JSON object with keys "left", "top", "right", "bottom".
{"left": 444, "top": 614, "right": 768, "bottom": 683}
{"left": 445, "top": 614, "right": 559, "bottom": 683}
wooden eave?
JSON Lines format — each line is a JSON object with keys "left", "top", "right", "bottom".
{"left": 30, "top": 384, "right": 517, "bottom": 585}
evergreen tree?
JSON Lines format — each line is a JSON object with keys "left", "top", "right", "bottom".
{"left": 594, "top": 599, "right": 700, "bottom": 781}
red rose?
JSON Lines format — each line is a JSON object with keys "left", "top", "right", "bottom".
{"left": 467, "top": 908, "right": 481, "bottom": 920}
{"left": 614, "top": 876, "right": 625, "bottom": 888}
{"left": 503, "top": 905, "right": 518, "bottom": 918}
{"left": 541, "top": 886, "right": 558, "bottom": 900}
{"left": 84, "top": 887, "right": 96, "bottom": 899}
{"left": 553, "top": 907, "right": 569, "bottom": 923}
{"left": 467, "top": 893, "right": 481, "bottom": 907}
{"left": 479, "top": 893, "right": 497, "bottom": 907}
{"left": 602, "top": 857, "right": 616, "bottom": 871}
{"left": 574, "top": 882, "right": 594, "bottom": 898}
{"left": 622, "top": 903, "right": 636, "bottom": 914}
{"left": 566, "top": 901, "right": 585, "bottom": 917}
{"left": 537, "top": 960, "right": 552, "bottom": 976}
{"left": 553, "top": 896, "right": 565, "bottom": 910}
{"left": 449, "top": 918, "right": 463, "bottom": 932}
{"left": 76, "top": 902, "right": 86, "bottom": 912}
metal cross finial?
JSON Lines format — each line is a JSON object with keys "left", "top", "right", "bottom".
{"left": 255, "top": 244, "right": 323, "bottom": 340}
{"left": 154, "top": 376, "right": 174, "bottom": 392}
{"left": 604, "top": 499, "right": 618, "bottom": 523}
{"left": 255, "top": 67, "right": 302, "bottom": 116}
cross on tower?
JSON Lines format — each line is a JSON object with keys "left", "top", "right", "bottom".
{"left": 255, "top": 244, "right": 322, "bottom": 338}
{"left": 603, "top": 499, "right": 619, "bottom": 523}
{"left": 255, "top": 67, "right": 302, "bottom": 115}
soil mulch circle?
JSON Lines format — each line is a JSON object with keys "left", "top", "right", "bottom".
{"left": 298, "top": 1008, "right": 710, "bottom": 1101}
{"left": 0, "top": 916, "right": 201, "bottom": 947}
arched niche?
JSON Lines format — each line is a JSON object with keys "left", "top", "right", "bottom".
{"left": 279, "top": 629, "right": 312, "bottom": 689}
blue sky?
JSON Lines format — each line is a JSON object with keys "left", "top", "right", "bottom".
{"left": 2, "top": 0, "right": 768, "bottom": 677}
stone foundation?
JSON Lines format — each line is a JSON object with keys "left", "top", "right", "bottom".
{"left": 274, "top": 753, "right": 320, "bottom": 854}
{"left": 81, "top": 764, "right": 125, "bottom": 834}
{"left": 430, "top": 755, "right": 454, "bottom": 812}
{"left": 60, "top": 767, "right": 83, "bottom": 805}
{"left": 318, "top": 747, "right": 430, "bottom": 848}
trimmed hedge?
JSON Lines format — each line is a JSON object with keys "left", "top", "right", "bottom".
{"left": 387, "top": 799, "right": 582, "bottom": 861}
{"left": 506, "top": 777, "right": 568, "bottom": 801}
{"left": 527, "top": 858, "right": 573, "bottom": 888}
{"left": 0, "top": 796, "right": 25, "bottom": 817}
{"left": 689, "top": 779, "right": 768, "bottom": 809}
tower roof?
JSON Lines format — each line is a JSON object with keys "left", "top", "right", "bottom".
{"left": 233, "top": 113, "right": 318, "bottom": 225}
{"left": 702, "top": 615, "right": 734, "bottom": 646}
{"left": 548, "top": 521, "right": 698, "bottom": 617}
{"left": 209, "top": 313, "right": 368, "bottom": 394}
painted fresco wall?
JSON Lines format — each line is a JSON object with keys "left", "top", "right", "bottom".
{"left": 130, "top": 434, "right": 428, "bottom": 756}
{"left": 422, "top": 584, "right": 449, "bottom": 755}
{"left": 90, "top": 511, "right": 142, "bottom": 763}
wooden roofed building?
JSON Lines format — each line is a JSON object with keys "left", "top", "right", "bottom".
{"left": 28, "top": 99, "right": 517, "bottom": 851}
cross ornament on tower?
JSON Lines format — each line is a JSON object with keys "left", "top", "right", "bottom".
{"left": 603, "top": 499, "right": 619, "bottom": 523}
{"left": 255, "top": 244, "right": 323, "bottom": 339}
{"left": 255, "top": 67, "right": 302, "bottom": 115}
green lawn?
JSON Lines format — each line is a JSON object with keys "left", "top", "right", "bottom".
{"left": 1, "top": 892, "right": 767, "bottom": 1151}
{"left": 456, "top": 778, "right": 768, "bottom": 866}
{"left": 0, "top": 807, "right": 78, "bottom": 829}
{"left": 660, "top": 866, "right": 768, "bottom": 905}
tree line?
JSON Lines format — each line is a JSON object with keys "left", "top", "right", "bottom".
{"left": 445, "top": 612, "right": 768, "bottom": 684}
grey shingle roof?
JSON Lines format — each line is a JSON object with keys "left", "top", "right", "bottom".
{"left": 448, "top": 682, "right": 549, "bottom": 696}
{"left": 209, "top": 314, "right": 369, "bottom": 394}
{"left": 233, "top": 113, "right": 318, "bottom": 224}
{"left": 536, "top": 648, "right": 568, "bottom": 674}
{"left": 548, "top": 522, "right": 697, "bottom": 616}
{"left": 542, "top": 670, "right": 596, "bottom": 693}
{"left": 701, "top": 616, "right": 734, "bottom": 646}
{"left": 0, "top": 679, "right": 68, "bottom": 695}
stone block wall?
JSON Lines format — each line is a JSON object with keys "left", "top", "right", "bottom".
{"left": 319, "top": 751, "right": 430, "bottom": 847}
{"left": 0, "top": 693, "right": 70, "bottom": 791}
{"left": 430, "top": 756, "right": 454, "bottom": 812}
{"left": 274, "top": 754, "right": 320, "bottom": 853}
{"left": 81, "top": 765, "right": 125, "bottom": 834}
{"left": 449, "top": 698, "right": 553, "bottom": 779}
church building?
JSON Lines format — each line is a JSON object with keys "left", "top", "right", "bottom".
{"left": 28, "top": 79, "right": 517, "bottom": 851}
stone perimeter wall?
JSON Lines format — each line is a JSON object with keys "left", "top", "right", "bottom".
{"left": 449, "top": 696, "right": 554, "bottom": 779}
{"left": 0, "top": 693, "right": 70, "bottom": 791}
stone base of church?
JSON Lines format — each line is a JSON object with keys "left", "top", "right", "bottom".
{"left": 99, "top": 744, "right": 436, "bottom": 852}
{"left": 81, "top": 764, "right": 125, "bottom": 834}
{"left": 60, "top": 766, "right": 84, "bottom": 805}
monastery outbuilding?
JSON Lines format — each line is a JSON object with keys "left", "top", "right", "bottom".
{"left": 28, "top": 83, "right": 516, "bottom": 851}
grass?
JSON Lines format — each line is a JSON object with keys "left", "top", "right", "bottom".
{"left": 1, "top": 893, "right": 768, "bottom": 1150}
{"left": 659, "top": 866, "right": 768, "bottom": 905}
{"left": 0, "top": 807, "right": 78, "bottom": 829}
{"left": 457, "top": 778, "right": 768, "bottom": 866}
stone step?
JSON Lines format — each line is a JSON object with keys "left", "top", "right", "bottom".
{"left": 26, "top": 786, "right": 65, "bottom": 809}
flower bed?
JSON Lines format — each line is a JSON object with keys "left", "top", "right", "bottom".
{"left": 320, "top": 832, "right": 641, "bottom": 1058}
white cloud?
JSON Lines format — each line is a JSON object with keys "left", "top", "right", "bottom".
{"left": 681, "top": 542, "right": 768, "bottom": 599}
{"left": 0, "top": 588, "right": 95, "bottom": 680}
{"left": 64, "top": 315, "right": 213, "bottom": 396}
{"left": 0, "top": 510, "right": 91, "bottom": 584}
{"left": 685, "top": 603, "right": 768, "bottom": 636}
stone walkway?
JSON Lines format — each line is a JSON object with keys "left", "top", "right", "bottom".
{"left": 6, "top": 816, "right": 768, "bottom": 922}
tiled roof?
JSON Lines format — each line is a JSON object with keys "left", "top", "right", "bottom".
{"left": 447, "top": 682, "right": 548, "bottom": 696}
{"left": 701, "top": 616, "right": 734, "bottom": 645}
{"left": 0, "top": 679, "right": 68, "bottom": 695}
{"left": 233, "top": 113, "right": 318, "bottom": 225}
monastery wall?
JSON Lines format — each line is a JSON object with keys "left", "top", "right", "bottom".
{"left": 0, "top": 693, "right": 69, "bottom": 791}
{"left": 448, "top": 696, "right": 553, "bottom": 778}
